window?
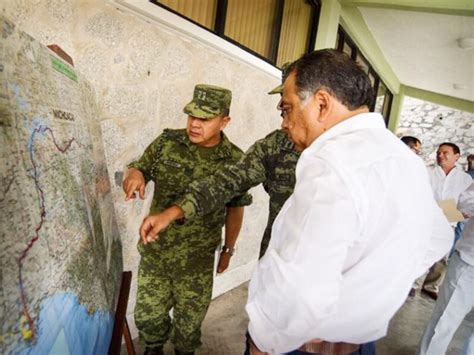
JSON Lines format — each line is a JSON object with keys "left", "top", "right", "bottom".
{"left": 336, "top": 26, "right": 393, "bottom": 125}
{"left": 224, "top": 0, "right": 280, "bottom": 60}
{"left": 151, "top": 0, "right": 321, "bottom": 67}
{"left": 277, "top": 0, "right": 315, "bottom": 66}
{"left": 375, "top": 82, "right": 393, "bottom": 120}
{"left": 157, "top": 0, "right": 217, "bottom": 30}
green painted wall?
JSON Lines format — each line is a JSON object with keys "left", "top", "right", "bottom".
{"left": 314, "top": 0, "right": 341, "bottom": 50}
{"left": 388, "top": 86, "right": 405, "bottom": 132}
{"left": 340, "top": 0, "right": 474, "bottom": 16}
{"left": 404, "top": 86, "right": 474, "bottom": 113}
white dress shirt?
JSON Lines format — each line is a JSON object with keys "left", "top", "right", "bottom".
{"left": 428, "top": 165, "right": 472, "bottom": 203}
{"left": 246, "top": 113, "right": 452, "bottom": 354}
{"left": 456, "top": 182, "right": 474, "bottom": 265}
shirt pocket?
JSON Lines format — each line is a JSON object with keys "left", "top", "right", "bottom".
{"left": 154, "top": 159, "right": 193, "bottom": 196}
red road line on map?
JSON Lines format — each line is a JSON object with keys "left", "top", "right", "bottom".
{"left": 18, "top": 125, "right": 83, "bottom": 341}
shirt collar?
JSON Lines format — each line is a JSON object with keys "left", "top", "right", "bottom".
{"left": 180, "top": 131, "right": 233, "bottom": 158}
{"left": 304, "top": 112, "right": 385, "bottom": 155}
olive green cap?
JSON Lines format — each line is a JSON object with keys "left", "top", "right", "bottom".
{"left": 268, "top": 61, "right": 295, "bottom": 95}
{"left": 183, "top": 84, "right": 232, "bottom": 119}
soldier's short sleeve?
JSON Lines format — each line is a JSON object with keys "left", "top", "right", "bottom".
{"left": 226, "top": 191, "right": 253, "bottom": 207}
{"left": 175, "top": 195, "right": 199, "bottom": 220}
{"left": 176, "top": 133, "right": 274, "bottom": 218}
{"left": 127, "top": 133, "right": 166, "bottom": 182}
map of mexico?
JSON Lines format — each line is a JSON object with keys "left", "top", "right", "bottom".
{"left": 0, "top": 15, "right": 123, "bottom": 355}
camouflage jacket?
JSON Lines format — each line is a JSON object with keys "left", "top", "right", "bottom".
{"left": 129, "top": 129, "right": 252, "bottom": 252}
{"left": 177, "top": 129, "right": 300, "bottom": 256}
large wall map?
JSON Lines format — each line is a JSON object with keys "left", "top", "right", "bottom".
{"left": 0, "top": 16, "right": 123, "bottom": 354}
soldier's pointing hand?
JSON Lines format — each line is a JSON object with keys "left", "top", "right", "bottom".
{"left": 123, "top": 168, "right": 146, "bottom": 201}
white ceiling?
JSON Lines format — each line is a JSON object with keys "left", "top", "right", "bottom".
{"left": 359, "top": 7, "right": 474, "bottom": 102}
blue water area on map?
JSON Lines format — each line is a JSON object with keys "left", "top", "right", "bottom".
{"left": 20, "top": 292, "right": 114, "bottom": 355}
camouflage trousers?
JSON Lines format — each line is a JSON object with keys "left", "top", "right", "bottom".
{"left": 135, "top": 245, "right": 215, "bottom": 352}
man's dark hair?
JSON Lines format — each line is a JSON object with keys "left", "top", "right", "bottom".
{"left": 439, "top": 142, "right": 460, "bottom": 155}
{"left": 221, "top": 108, "right": 230, "bottom": 117}
{"left": 467, "top": 154, "right": 474, "bottom": 171}
{"left": 292, "top": 49, "right": 375, "bottom": 110}
{"left": 401, "top": 136, "right": 421, "bottom": 146}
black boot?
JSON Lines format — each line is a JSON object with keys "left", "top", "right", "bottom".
{"left": 174, "top": 349, "right": 195, "bottom": 355}
{"left": 144, "top": 346, "right": 164, "bottom": 355}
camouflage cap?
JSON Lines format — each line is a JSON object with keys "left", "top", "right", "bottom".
{"left": 268, "top": 61, "right": 295, "bottom": 95}
{"left": 183, "top": 84, "right": 232, "bottom": 119}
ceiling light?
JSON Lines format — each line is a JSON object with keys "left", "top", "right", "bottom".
{"left": 457, "top": 37, "right": 474, "bottom": 50}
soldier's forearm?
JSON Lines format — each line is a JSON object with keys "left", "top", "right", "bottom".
{"left": 164, "top": 205, "right": 185, "bottom": 223}
{"left": 223, "top": 207, "right": 245, "bottom": 248}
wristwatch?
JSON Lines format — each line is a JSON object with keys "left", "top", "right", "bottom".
{"left": 221, "top": 245, "right": 235, "bottom": 256}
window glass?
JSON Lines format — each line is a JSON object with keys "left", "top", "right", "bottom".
{"left": 157, "top": 0, "right": 217, "bottom": 30}
{"left": 356, "top": 53, "right": 369, "bottom": 74}
{"left": 276, "top": 0, "right": 314, "bottom": 66}
{"left": 153, "top": 0, "right": 321, "bottom": 66}
{"left": 343, "top": 42, "right": 353, "bottom": 57}
{"left": 382, "top": 91, "right": 393, "bottom": 123}
{"left": 374, "top": 81, "right": 387, "bottom": 114}
{"left": 224, "top": 0, "right": 279, "bottom": 59}
{"left": 368, "top": 72, "right": 376, "bottom": 88}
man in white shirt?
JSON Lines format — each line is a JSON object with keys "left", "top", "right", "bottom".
{"left": 422, "top": 143, "right": 472, "bottom": 299}
{"left": 246, "top": 49, "right": 452, "bottom": 355}
{"left": 429, "top": 143, "right": 472, "bottom": 203}
{"left": 419, "top": 182, "right": 474, "bottom": 355}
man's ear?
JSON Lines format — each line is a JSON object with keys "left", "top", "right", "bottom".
{"left": 313, "top": 90, "right": 332, "bottom": 122}
{"left": 221, "top": 115, "right": 231, "bottom": 130}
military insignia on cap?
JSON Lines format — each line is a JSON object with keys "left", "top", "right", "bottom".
{"left": 183, "top": 84, "right": 232, "bottom": 120}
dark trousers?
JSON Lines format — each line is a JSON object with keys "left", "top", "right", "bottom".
{"left": 244, "top": 332, "right": 376, "bottom": 355}
{"left": 284, "top": 342, "right": 376, "bottom": 355}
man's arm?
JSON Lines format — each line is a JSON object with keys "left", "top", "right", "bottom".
{"left": 246, "top": 157, "right": 357, "bottom": 354}
{"left": 217, "top": 206, "right": 245, "bottom": 273}
{"left": 414, "top": 202, "right": 453, "bottom": 277}
{"left": 458, "top": 182, "right": 474, "bottom": 217}
{"left": 176, "top": 136, "right": 270, "bottom": 220}
{"left": 123, "top": 134, "right": 165, "bottom": 201}
{"left": 137, "top": 135, "right": 271, "bottom": 242}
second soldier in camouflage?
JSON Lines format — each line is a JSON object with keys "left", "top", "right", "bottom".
{"left": 176, "top": 62, "right": 300, "bottom": 257}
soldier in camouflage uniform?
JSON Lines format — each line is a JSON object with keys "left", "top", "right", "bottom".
{"left": 123, "top": 84, "right": 252, "bottom": 355}
{"left": 178, "top": 129, "right": 300, "bottom": 257}
{"left": 141, "top": 62, "right": 301, "bottom": 258}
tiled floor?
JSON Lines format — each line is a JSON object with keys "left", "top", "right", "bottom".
{"left": 125, "top": 283, "right": 473, "bottom": 355}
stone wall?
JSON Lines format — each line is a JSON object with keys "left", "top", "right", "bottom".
{"left": 2, "top": 0, "right": 281, "bottom": 338}
{"left": 396, "top": 96, "right": 474, "bottom": 169}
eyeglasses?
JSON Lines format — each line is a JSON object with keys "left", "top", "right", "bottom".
{"left": 278, "top": 101, "right": 292, "bottom": 118}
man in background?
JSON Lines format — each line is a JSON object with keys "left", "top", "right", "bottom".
{"left": 419, "top": 181, "right": 474, "bottom": 355}
{"left": 466, "top": 154, "right": 474, "bottom": 178}
{"left": 422, "top": 142, "right": 472, "bottom": 300}
{"left": 401, "top": 135, "right": 422, "bottom": 155}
